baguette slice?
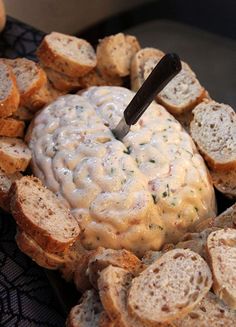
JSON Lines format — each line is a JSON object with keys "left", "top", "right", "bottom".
{"left": 211, "top": 169, "right": 236, "bottom": 199}
{"left": 174, "top": 291, "right": 236, "bottom": 327}
{"left": 0, "top": 168, "right": 22, "bottom": 212}
{"left": 96, "top": 33, "right": 140, "bottom": 77}
{"left": 207, "top": 228, "right": 236, "bottom": 309}
{"left": 15, "top": 229, "right": 65, "bottom": 269}
{"left": 193, "top": 203, "right": 236, "bottom": 233}
{"left": 66, "top": 289, "right": 103, "bottom": 327}
{"left": 79, "top": 68, "right": 123, "bottom": 88}
{"left": 12, "top": 106, "right": 33, "bottom": 121}
{"left": 37, "top": 32, "right": 96, "bottom": 77}
{"left": 190, "top": 101, "right": 236, "bottom": 170}
{"left": 0, "top": 118, "right": 25, "bottom": 138}
{"left": 88, "top": 247, "right": 142, "bottom": 289}
{"left": 24, "top": 80, "right": 65, "bottom": 112}
{"left": 128, "top": 248, "right": 212, "bottom": 325}
{"left": 0, "top": 137, "right": 31, "bottom": 173}
{"left": 10, "top": 176, "right": 80, "bottom": 253}
{"left": 0, "top": 61, "right": 20, "bottom": 118}
{"left": 131, "top": 48, "right": 164, "bottom": 91}
{"left": 98, "top": 266, "right": 144, "bottom": 327}
{"left": 5, "top": 58, "right": 47, "bottom": 106}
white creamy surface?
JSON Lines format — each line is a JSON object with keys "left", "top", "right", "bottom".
{"left": 28, "top": 87, "right": 216, "bottom": 254}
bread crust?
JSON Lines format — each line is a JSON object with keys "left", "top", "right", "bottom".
{"left": 0, "top": 118, "right": 25, "bottom": 138}
{"left": 0, "top": 168, "right": 22, "bottom": 212}
{"left": 37, "top": 32, "right": 96, "bottom": 77}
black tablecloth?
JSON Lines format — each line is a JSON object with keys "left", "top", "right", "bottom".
{"left": 0, "top": 17, "right": 65, "bottom": 327}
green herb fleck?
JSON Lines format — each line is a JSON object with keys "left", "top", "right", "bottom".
{"left": 162, "top": 191, "right": 168, "bottom": 198}
{"left": 123, "top": 146, "right": 131, "bottom": 154}
{"left": 194, "top": 207, "right": 199, "bottom": 212}
{"left": 152, "top": 194, "right": 158, "bottom": 204}
{"left": 149, "top": 159, "right": 156, "bottom": 163}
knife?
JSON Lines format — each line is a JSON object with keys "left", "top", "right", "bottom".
{"left": 112, "top": 53, "right": 182, "bottom": 140}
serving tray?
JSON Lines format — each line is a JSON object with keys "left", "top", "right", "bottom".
{"left": 0, "top": 0, "right": 236, "bottom": 324}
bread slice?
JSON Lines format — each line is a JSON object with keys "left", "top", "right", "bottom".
{"left": 79, "top": 68, "right": 123, "bottom": 88}
{"left": 0, "top": 118, "right": 25, "bottom": 138}
{"left": 206, "top": 228, "right": 236, "bottom": 309}
{"left": 43, "top": 65, "right": 82, "bottom": 91}
{"left": 10, "top": 176, "right": 80, "bottom": 253}
{"left": 157, "top": 61, "right": 206, "bottom": 115}
{"left": 0, "top": 137, "right": 31, "bottom": 173}
{"left": 66, "top": 289, "right": 103, "bottom": 327}
{"left": 98, "top": 266, "right": 144, "bottom": 327}
{"left": 88, "top": 247, "right": 142, "bottom": 289}
{"left": 128, "top": 248, "right": 212, "bottom": 325}
{"left": 0, "top": 61, "right": 20, "bottom": 118}
{"left": 193, "top": 203, "right": 236, "bottom": 233}
{"left": 15, "top": 229, "right": 65, "bottom": 269}
{"left": 24, "top": 80, "right": 65, "bottom": 112}
{"left": 190, "top": 101, "right": 236, "bottom": 170}
{"left": 131, "top": 47, "right": 164, "bottom": 91}
{"left": 37, "top": 32, "right": 96, "bottom": 77}
{"left": 12, "top": 106, "right": 33, "bottom": 122}
{"left": 98, "top": 311, "right": 115, "bottom": 327}
{"left": 0, "top": 168, "right": 22, "bottom": 212}
{"left": 211, "top": 169, "right": 236, "bottom": 199}
{"left": 141, "top": 250, "right": 163, "bottom": 266}
{"left": 96, "top": 33, "right": 140, "bottom": 77}
{"left": 5, "top": 58, "right": 47, "bottom": 106}
{"left": 174, "top": 291, "right": 236, "bottom": 327}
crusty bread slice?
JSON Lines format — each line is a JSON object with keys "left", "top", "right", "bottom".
{"left": 157, "top": 61, "right": 206, "bottom": 115}
{"left": 15, "top": 229, "right": 65, "bottom": 269}
{"left": 0, "top": 61, "right": 20, "bottom": 118}
{"left": 211, "top": 169, "right": 236, "bottom": 199}
{"left": 193, "top": 203, "right": 236, "bottom": 233}
{"left": 88, "top": 247, "right": 142, "bottom": 289}
{"left": 131, "top": 47, "right": 164, "bottom": 91}
{"left": 0, "top": 118, "right": 25, "bottom": 138}
{"left": 190, "top": 101, "right": 236, "bottom": 170}
{"left": 5, "top": 58, "right": 47, "bottom": 106}
{"left": 79, "top": 68, "right": 123, "bottom": 88}
{"left": 0, "top": 168, "right": 22, "bottom": 212}
{"left": 206, "top": 228, "right": 236, "bottom": 309}
{"left": 24, "top": 80, "right": 65, "bottom": 112}
{"left": 128, "top": 248, "right": 212, "bottom": 325}
{"left": 0, "top": 137, "right": 31, "bottom": 173}
{"left": 43, "top": 65, "right": 82, "bottom": 91}
{"left": 37, "top": 32, "right": 96, "bottom": 77}
{"left": 96, "top": 33, "right": 140, "bottom": 77}
{"left": 12, "top": 106, "right": 33, "bottom": 122}
{"left": 66, "top": 289, "right": 103, "bottom": 327}
{"left": 10, "top": 176, "right": 80, "bottom": 253}
{"left": 98, "top": 266, "right": 144, "bottom": 327}
{"left": 174, "top": 291, "right": 236, "bottom": 327}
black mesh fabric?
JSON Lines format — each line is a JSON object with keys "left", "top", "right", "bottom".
{"left": 0, "top": 17, "right": 65, "bottom": 327}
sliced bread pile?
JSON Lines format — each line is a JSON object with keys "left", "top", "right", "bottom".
{"left": 190, "top": 100, "right": 236, "bottom": 199}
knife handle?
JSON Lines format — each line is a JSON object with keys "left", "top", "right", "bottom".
{"left": 124, "top": 53, "right": 181, "bottom": 126}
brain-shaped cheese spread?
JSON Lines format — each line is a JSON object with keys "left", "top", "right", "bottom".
{"left": 28, "top": 86, "right": 216, "bottom": 255}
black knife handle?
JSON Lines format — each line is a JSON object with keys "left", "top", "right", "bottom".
{"left": 124, "top": 53, "right": 182, "bottom": 125}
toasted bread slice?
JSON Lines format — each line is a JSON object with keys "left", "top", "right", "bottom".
{"left": 10, "top": 176, "right": 80, "bottom": 253}
{"left": 15, "top": 229, "right": 65, "bottom": 269}
{"left": 0, "top": 61, "right": 20, "bottom": 118}
{"left": 193, "top": 203, "right": 236, "bottom": 233}
{"left": 24, "top": 80, "right": 65, "bottom": 112}
{"left": 88, "top": 247, "right": 142, "bottom": 289}
{"left": 37, "top": 32, "right": 96, "bottom": 77}
{"left": 0, "top": 168, "right": 22, "bottom": 212}
{"left": 5, "top": 58, "right": 47, "bottom": 106}
{"left": 190, "top": 101, "right": 236, "bottom": 170}
{"left": 0, "top": 137, "right": 31, "bottom": 173}
{"left": 174, "top": 291, "right": 236, "bottom": 327}
{"left": 66, "top": 289, "right": 103, "bottom": 327}
{"left": 96, "top": 33, "right": 140, "bottom": 77}
{"left": 207, "top": 228, "right": 236, "bottom": 309}
{"left": 211, "top": 169, "right": 236, "bottom": 199}
{"left": 12, "top": 106, "right": 33, "bottom": 121}
{"left": 79, "top": 69, "right": 123, "bottom": 88}
{"left": 157, "top": 61, "right": 206, "bottom": 115}
{"left": 0, "top": 118, "right": 25, "bottom": 138}
{"left": 128, "top": 249, "right": 212, "bottom": 325}
{"left": 131, "top": 47, "right": 164, "bottom": 91}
